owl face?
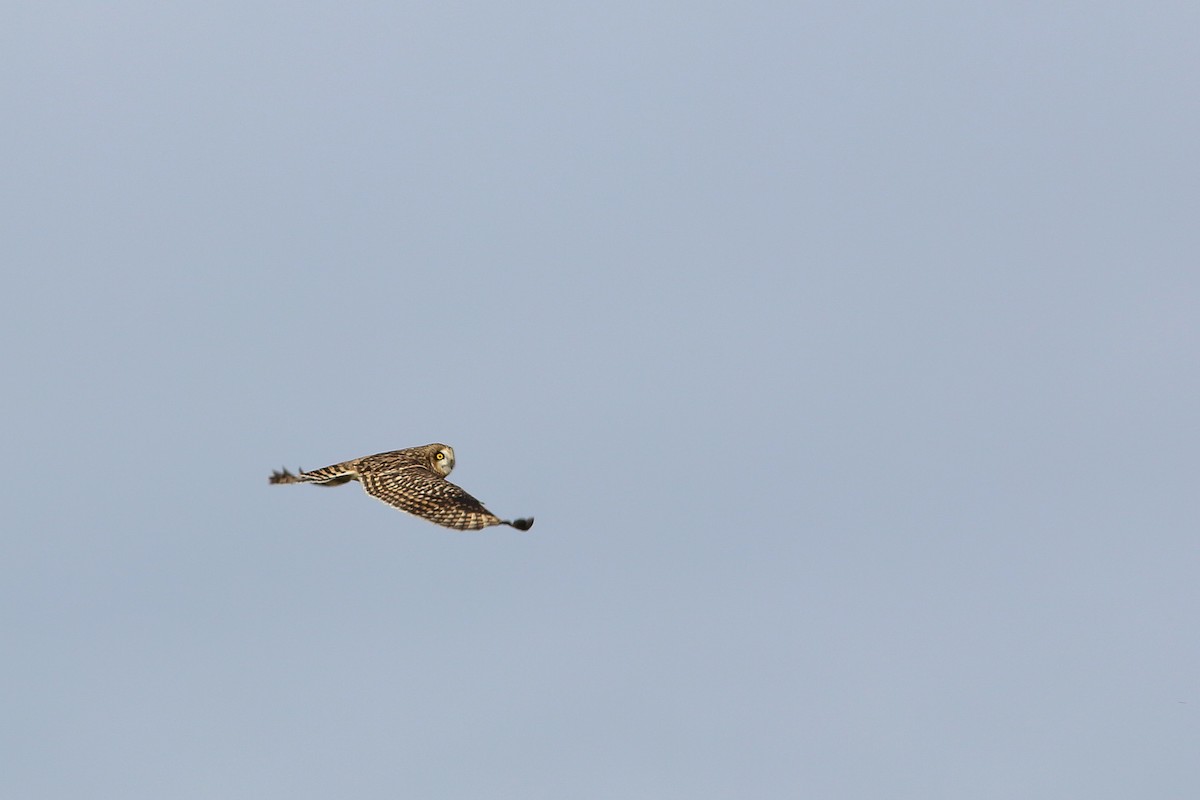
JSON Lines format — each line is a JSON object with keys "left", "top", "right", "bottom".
{"left": 430, "top": 444, "right": 455, "bottom": 477}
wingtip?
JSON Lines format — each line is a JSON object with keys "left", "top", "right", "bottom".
{"left": 269, "top": 467, "right": 296, "bottom": 485}
{"left": 508, "top": 517, "right": 534, "bottom": 531}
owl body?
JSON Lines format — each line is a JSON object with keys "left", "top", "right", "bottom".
{"left": 269, "top": 443, "right": 533, "bottom": 531}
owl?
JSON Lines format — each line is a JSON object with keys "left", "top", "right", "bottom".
{"left": 269, "top": 443, "right": 533, "bottom": 531}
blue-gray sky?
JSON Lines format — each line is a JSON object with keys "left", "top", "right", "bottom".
{"left": 3, "top": 2, "right": 1198, "bottom": 797}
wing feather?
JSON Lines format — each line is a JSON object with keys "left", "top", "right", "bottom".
{"left": 359, "top": 467, "right": 503, "bottom": 530}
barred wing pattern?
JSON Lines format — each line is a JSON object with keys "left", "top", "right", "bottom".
{"left": 359, "top": 465, "right": 505, "bottom": 531}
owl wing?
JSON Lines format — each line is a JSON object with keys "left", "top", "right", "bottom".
{"left": 359, "top": 466, "right": 504, "bottom": 531}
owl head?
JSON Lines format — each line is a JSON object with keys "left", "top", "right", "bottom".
{"left": 427, "top": 443, "right": 456, "bottom": 477}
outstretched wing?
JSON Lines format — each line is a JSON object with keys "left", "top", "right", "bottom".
{"left": 359, "top": 467, "right": 505, "bottom": 530}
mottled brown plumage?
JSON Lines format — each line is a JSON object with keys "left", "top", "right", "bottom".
{"left": 269, "top": 443, "right": 533, "bottom": 531}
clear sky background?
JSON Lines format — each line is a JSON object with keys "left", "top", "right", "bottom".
{"left": 3, "top": 2, "right": 1197, "bottom": 797}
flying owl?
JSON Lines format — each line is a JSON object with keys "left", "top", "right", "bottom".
{"left": 269, "top": 443, "right": 533, "bottom": 531}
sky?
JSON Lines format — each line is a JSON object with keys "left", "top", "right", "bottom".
{"left": 2, "top": 2, "right": 1198, "bottom": 797}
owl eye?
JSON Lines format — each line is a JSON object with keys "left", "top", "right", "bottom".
{"left": 435, "top": 452, "right": 445, "bottom": 460}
